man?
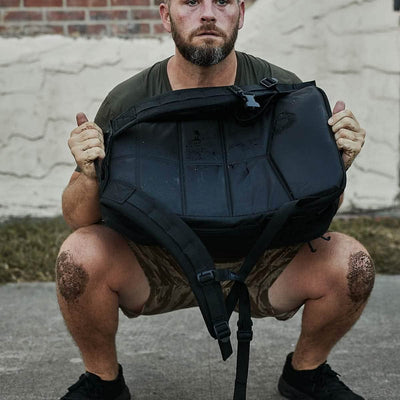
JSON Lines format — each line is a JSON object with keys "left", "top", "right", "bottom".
{"left": 57, "top": 0, "right": 374, "bottom": 399}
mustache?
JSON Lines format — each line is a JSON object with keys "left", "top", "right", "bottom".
{"left": 189, "top": 24, "right": 227, "bottom": 39}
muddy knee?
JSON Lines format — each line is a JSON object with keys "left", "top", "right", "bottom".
{"left": 347, "top": 250, "right": 375, "bottom": 304}
{"left": 56, "top": 250, "right": 89, "bottom": 304}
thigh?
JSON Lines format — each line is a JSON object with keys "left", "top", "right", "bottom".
{"left": 268, "top": 232, "right": 370, "bottom": 314}
{"left": 122, "top": 242, "right": 198, "bottom": 317}
{"left": 243, "top": 244, "right": 302, "bottom": 319}
{"left": 125, "top": 243, "right": 302, "bottom": 319}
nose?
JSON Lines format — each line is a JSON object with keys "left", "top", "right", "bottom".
{"left": 200, "top": 0, "right": 216, "bottom": 22}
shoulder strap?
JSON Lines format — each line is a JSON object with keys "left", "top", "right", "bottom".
{"left": 100, "top": 180, "right": 233, "bottom": 360}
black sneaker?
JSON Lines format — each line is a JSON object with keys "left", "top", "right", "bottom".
{"left": 60, "top": 364, "right": 131, "bottom": 400}
{"left": 278, "top": 352, "right": 364, "bottom": 399}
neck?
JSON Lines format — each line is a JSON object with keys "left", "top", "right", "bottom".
{"left": 167, "top": 50, "right": 237, "bottom": 90}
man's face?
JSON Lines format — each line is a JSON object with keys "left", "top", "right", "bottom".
{"left": 165, "top": 0, "right": 244, "bottom": 66}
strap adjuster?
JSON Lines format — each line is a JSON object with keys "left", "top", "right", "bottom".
{"left": 214, "top": 321, "right": 231, "bottom": 342}
{"left": 260, "top": 77, "right": 278, "bottom": 89}
{"left": 197, "top": 270, "right": 215, "bottom": 285}
{"left": 237, "top": 330, "right": 253, "bottom": 342}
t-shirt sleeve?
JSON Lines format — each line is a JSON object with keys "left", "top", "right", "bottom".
{"left": 235, "top": 52, "right": 302, "bottom": 86}
{"left": 269, "top": 62, "right": 302, "bottom": 84}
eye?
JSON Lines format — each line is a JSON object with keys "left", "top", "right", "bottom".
{"left": 186, "top": 0, "right": 198, "bottom": 6}
{"left": 216, "top": 0, "right": 228, "bottom": 5}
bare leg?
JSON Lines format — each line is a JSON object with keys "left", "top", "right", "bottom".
{"left": 56, "top": 225, "right": 150, "bottom": 380}
{"left": 269, "top": 232, "right": 375, "bottom": 370}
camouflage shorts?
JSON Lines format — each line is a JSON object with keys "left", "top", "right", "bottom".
{"left": 121, "top": 241, "right": 302, "bottom": 320}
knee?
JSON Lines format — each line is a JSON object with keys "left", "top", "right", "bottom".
{"left": 346, "top": 247, "right": 375, "bottom": 305}
{"left": 55, "top": 226, "right": 106, "bottom": 303}
{"left": 330, "top": 232, "right": 375, "bottom": 305}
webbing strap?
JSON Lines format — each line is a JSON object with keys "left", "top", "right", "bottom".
{"left": 233, "top": 283, "right": 253, "bottom": 400}
{"left": 227, "top": 200, "right": 299, "bottom": 400}
{"left": 100, "top": 182, "right": 233, "bottom": 359}
{"left": 226, "top": 200, "right": 299, "bottom": 317}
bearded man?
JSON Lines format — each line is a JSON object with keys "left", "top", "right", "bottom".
{"left": 57, "top": 1, "right": 373, "bottom": 399}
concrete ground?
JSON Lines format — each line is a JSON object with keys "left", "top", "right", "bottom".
{"left": 0, "top": 275, "right": 399, "bottom": 400}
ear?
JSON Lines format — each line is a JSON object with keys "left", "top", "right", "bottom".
{"left": 159, "top": 2, "right": 172, "bottom": 33}
{"left": 238, "top": 0, "right": 245, "bottom": 30}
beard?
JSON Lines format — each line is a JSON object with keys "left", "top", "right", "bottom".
{"left": 170, "top": 19, "right": 239, "bottom": 66}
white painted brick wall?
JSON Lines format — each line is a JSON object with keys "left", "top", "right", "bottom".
{"left": 0, "top": 0, "right": 399, "bottom": 218}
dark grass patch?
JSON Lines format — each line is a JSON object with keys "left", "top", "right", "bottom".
{"left": 0, "top": 215, "right": 399, "bottom": 284}
{"left": 330, "top": 216, "right": 400, "bottom": 275}
{"left": 0, "top": 216, "right": 71, "bottom": 284}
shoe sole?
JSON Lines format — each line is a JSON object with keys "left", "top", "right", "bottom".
{"left": 278, "top": 376, "right": 314, "bottom": 400}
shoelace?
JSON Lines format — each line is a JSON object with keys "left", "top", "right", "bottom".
{"left": 312, "top": 364, "right": 352, "bottom": 397}
{"left": 65, "top": 372, "right": 103, "bottom": 400}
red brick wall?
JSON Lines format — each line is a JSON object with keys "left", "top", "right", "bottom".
{"left": 0, "top": 0, "right": 165, "bottom": 37}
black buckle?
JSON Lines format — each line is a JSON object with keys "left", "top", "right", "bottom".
{"left": 197, "top": 270, "right": 215, "bottom": 285}
{"left": 237, "top": 329, "right": 253, "bottom": 342}
{"left": 242, "top": 93, "right": 260, "bottom": 109}
{"left": 260, "top": 77, "right": 278, "bottom": 89}
{"left": 214, "top": 321, "right": 231, "bottom": 343}
{"left": 230, "top": 86, "right": 260, "bottom": 109}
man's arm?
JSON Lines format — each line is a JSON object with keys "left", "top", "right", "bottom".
{"left": 62, "top": 113, "right": 105, "bottom": 230}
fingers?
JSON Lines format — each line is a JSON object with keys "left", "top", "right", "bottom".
{"left": 69, "top": 114, "right": 105, "bottom": 178}
{"left": 76, "top": 112, "right": 88, "bottom": 126}
{"left": 328, "top": 105, "right": 366, "bottom": 170}
{"left": 68, "top": 133, "right": 105, "bottom": 157}
{"left": 336, "top": 137, "right": 359, "bottom": 170}
{"left": 331, "top": 116, "right": 360, "bottom": 134}
{"left": 80, "top": 137, "right": 105, "bottom": 152}
{"left": 328, "top": 109, "right": 359, "bottom": 129}
{"left": 74, "top": 127, "right": 104, "bottom": 144}
{"left": 334, "top": 128, "right": 365, "bottom": 146}
{"left": 74, "top": 147, "right": 105, "bottom": 165}
{"left": 71, "top": 121, "right": 103, "bottom": 136}
{"left": 332, "top": 100, "right": 345, "bottom": 115}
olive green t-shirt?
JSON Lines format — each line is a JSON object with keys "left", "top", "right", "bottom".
{"left": 94, "top": 51, "right": 301, "bottom": 133}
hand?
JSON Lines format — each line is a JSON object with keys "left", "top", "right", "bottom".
{"left": 68, "top": 112, "right": 105, "bottom": 179}
{"left": 329, "top": 101, "right": 366, "bottom": 170}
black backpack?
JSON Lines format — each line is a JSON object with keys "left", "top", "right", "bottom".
{"left": 98, "top": 78, "right": 346, "bottom": 399}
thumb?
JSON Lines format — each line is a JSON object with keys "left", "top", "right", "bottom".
{"left": 76, "top": 112, "right": 89, "bottom": 126}
{"left": 332, "top": 101, "right": 345, "bottom": 115}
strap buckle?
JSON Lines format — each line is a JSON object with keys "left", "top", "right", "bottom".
{"left": 242, "top": 93, "right": 260, "bottom": 109}
{"left": 197, "top": 270, "right": 215, "bottom": 285}
{"left": 260, "top": 77, "right": 279, "bottom": 89}
{"left": 230, "top": 86, "right": 260, "bottom": 109}
{"left": 214, "top": 321, "right": 231, "bottom": 343}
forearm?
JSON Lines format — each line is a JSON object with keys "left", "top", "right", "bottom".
{"left": 62, "top": 172, "right": 102, "bottom": 230}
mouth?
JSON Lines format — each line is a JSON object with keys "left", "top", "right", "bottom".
{"left": 198, "top": 30, "right": 219, "bottom": 36}
{"left": 194, "top": 29, "right": 222, "bottom": 38}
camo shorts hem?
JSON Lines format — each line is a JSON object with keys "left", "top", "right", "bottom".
{"left": 120, "top": 242, "right": 302, "bottom": 320}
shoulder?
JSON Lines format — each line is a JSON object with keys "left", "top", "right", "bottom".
{"left": 236, "top": 51, "right": 302, "bottom": 85}
{"left": 94, "top": 58, "right": 171, "bottom": 132}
